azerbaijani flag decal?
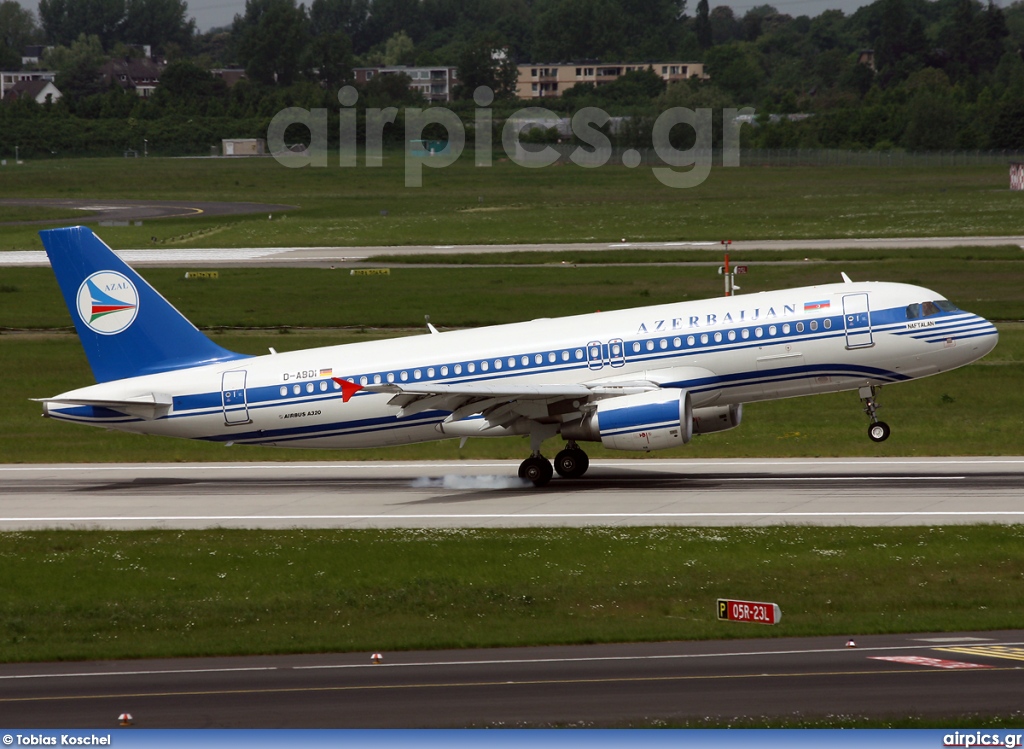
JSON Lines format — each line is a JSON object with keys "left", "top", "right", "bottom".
{"left": 804, "top": 300, "right": 830, "bottom": 311}
{"left": 75, "top": 271, "right": 139, "bottom": 335}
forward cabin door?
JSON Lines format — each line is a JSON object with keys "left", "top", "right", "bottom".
{"left": 842, "top": 293, "right": 874, "bottom": 349}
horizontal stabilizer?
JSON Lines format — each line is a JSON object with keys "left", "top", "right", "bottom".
{"left": 35, "top": 393, "right": 173, "bottom": 421}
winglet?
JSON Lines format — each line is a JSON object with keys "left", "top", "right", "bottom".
{"left": 332, "top": 377, "right": 364, "bottom": 403}
{"left": 841, "top": 272, "right": 853, "bottom": 284}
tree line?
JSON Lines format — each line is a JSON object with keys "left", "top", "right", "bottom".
{"left": 2, "top": 0, "right": 1024, "bottom": 153}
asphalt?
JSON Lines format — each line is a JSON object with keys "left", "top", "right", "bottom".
{"left": 2, "top": 630, "right": 1022, "bottom": 727}
{"left": 1, "top": 458, "right": 1022, "bottom": 530}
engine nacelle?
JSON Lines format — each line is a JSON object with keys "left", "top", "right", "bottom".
{"left": 562, "top": 389, "right": 692, "bottom": 452}
{"left": 691, "top": 403, "right": 743, "bottom": 435}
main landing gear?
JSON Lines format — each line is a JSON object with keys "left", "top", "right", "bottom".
{"left": 518, "top": 441, "right": 591, "bottom": 486}
{"left": 859, "top": 385, "right": 891, "bottom": 443}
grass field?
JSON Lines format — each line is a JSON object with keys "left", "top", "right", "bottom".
{"left": 1, "top": 526, "right": 1022, "bottom": 664}
{"left": 1, "top": 156, "right": 1023, "bottom": 251}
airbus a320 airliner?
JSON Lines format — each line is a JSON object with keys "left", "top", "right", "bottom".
{"left": 37, "top": 226, "right": 998, "bottom": 485}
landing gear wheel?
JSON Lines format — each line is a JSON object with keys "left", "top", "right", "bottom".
{"left": 518, "top": 456, "right": 554, "bottom": 486}
{"left": 554, "top": 448, "right": 590, "bottom": 478}
{"left": 868, "top": 421, "right": 891, "bottom": 443}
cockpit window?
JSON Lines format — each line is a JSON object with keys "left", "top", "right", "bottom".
{"left": 907, "top": 299, "right": 958, "bottom": 319}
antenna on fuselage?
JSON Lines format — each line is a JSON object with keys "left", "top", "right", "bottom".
{"left": 841, "top": 272, "right": 853, "bottom": 283}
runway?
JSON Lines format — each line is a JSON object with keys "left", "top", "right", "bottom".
{"left": 3, "top": 630, "right": 1023, "bottom": 727}
{"left": 3, "top": 235, "right": 1024, "bottom": 266}
{"left": 1, "top": 458, "right": 1022, "bottom": 530}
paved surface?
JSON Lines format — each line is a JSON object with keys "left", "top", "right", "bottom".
{"left": 1, "top": 458, "right": 1022, "bottom": 530}
{"left": 3, "top": 235, "right": 1024, "bottom": 266}
{"left": 2, "top": 630, "right": 1023, "bottom": 727}
{"left": 0, "top": 198, "right": 296, "bottom": 227}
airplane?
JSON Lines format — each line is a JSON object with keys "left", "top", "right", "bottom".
{"left": 36, "top": 226, "right": 999, "bottom": 486}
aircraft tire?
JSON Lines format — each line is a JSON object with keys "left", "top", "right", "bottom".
{"left": 554, "top": 448, "right": 590, "bottom": 478}
{"left": 868, "top": 421, "right": 891, "bottom": 442}
{"left": 519, "top": 456, "right": 554, "bottom": 486}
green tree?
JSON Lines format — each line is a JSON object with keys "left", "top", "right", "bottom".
{"left": 122, "top": 0, "right": 195, "bottom": 54}
{"left": 694, "top": 0, "right": 712, "bottom": 49}
{"left": 0, "top": 1, "right": 40, "bottom": 66}
{"left": 709, "top": 6, "right": 741, "bottom": 45}
{"left": 44, "top": 33, "right": 107, "bottom": 100}
{"left": 303, "top": 30, "right": 354, "bottom": 90}
{"left": 454, "top": 39, "right": 517, "bottom": 100}
{"left": 309, "top": 0, "right": 370, "bottom": 52}
{"left": 383, "top": 30, "right": 415, "bottom": 65}
{"left": 38, "top": 0, "right": 126, "bottom": 48}
{"left": 234, "top": 0, "right": 310, "bottom": 86}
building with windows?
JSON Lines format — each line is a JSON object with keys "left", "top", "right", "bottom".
{"left": 353, "top": 66, "right": 459, "bottom": 102}
{"left": 516, "top": 62, "right": 708, "bottom": 98}
{"left": 100, "top": 57, "right": 162, "bottom": 98}
{"left": 0, "top": 70, "right": 57, "bottom": 100}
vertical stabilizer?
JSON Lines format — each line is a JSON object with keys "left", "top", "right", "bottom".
{"left": 41, "top": 226, "right": 247, "bottom": 382}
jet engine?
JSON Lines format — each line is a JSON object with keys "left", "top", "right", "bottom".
{"left": 561, "top": 389, "right": 692, "bottom": 451}
{"left": 691, "top": 403, "right": 743, "bottom": 435}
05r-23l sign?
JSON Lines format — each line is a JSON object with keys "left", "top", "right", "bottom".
{"left": 718, "top": 598, "right": 782, "bottom": 625}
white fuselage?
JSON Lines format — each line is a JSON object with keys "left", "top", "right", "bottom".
{"left": 44, "top": 281, "right": 998, "bottom": 449}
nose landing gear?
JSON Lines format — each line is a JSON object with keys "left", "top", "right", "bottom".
{"left": 860, "top": 385, "right": 891, "bottom": 442}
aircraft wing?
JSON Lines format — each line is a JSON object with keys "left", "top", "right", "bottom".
{"left": 351, "top": 365, "right": 719, "bottom": 429}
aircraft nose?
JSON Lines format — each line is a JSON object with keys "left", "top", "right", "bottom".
{"left": 973, "top": 316, "right": 999, "bottom": 358}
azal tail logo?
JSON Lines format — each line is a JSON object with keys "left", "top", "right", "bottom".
{"left": 76, "top": 271, "right": 139, "bottom": 335}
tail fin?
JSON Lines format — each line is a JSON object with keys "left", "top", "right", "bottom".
{"left": 41, "top": 226, "right": 247, "bottom": 383}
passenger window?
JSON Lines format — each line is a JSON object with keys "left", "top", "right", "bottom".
{"left": 824, "top": 319, "right": 832, "bottom": 329}
{"left": 440, "top": 366, "right": 449, "bottom": 376}
{"left": 728, "top": 330, "right": 736, "bottom": 341}
{"left": 741, "top": 329, "right": 750, "bottom": 339}
{"left": 561, "top": 351, "right": 569, "bottom": 361}
{"left": 280, "top": 386, "right": 288, "bottom": 396}
{"left": 659, "top": 339, "right": 668, "bottom": 349}
{"left": 782, "top": 324, "right": 790, "bottom": 334}
{"left": 755, "top": 327, "right": 763, "bottom": 338}
{"left": 293, "top": 384, "right": 301, "bottom": 394}
{"left": 386, "top": 373, "right": 394, "bottom": 383}
{"left": 467, "top": 363, "right": 475, "bottom": 373}
{"left": 480, "top": 361, "right": 488, "bottom": 372}
{"left": 373, "top": 374, "right": 381, "bottom": 384}
{"left": 632, "top": 342, "right": 641, "bottom": 353}
{"left": 535, "top": 354, "right": 543, "bottom": 364}
{"left": 522, "top": 355, "right": 529, "bottom": 366}
{"left": 414, "top": 369, "right": 422, "bottom": 379}
{"left": 454, "top": 364, "right": 462, "bottom": 375}
{"left": 687, "top": 335, "right": 695, "bottom": 346}
{"left": 320, "top": 381, "right": 328, "bottom": 391}
{"left": 810, "top": 320, "right": 818, "bottom": 331}
{"left": 359, "top": 376, "right": 368, "bottom": 386}
{"left": 769, "top": 325, "right": 777, "bottom": 336}
{"left": 646, "top": 341, "right": 654, "bottom": 351}
{"left": 700, "top": 334, "right": 708, "bottom": 344}
{"left": 400, "top": 371, "right": 408, "bottom": 381}
{"left": 427, "top": 368, "right": 435, "bottom": 377}
{"left": 796, "top": 322, "right": 804, "bottom": 333}
{"left": 494, "top": 359, "right": 502, "bottom": 370}
{"left": 713, "top": 332, "right": 722, "bottom": 343}
{"left": 576, "top": 349, "right": 584, "bottom": 359}
{"left": 673, "top": 337, "right": 681, "bottom": 347}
